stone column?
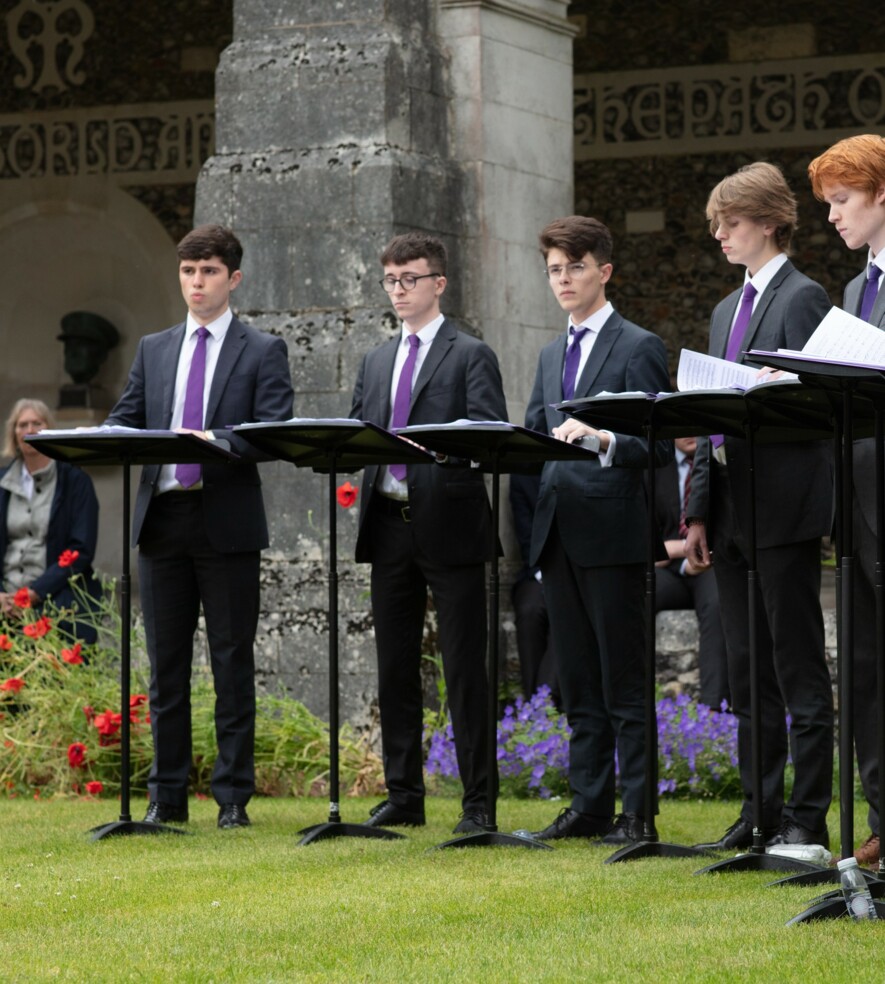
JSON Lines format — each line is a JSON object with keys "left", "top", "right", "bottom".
{"left": 194, "top": 0, "right": 576, "bottom": 725}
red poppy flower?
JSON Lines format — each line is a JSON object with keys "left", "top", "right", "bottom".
{"left": 67, "top": 742, "right": 87, "bottom": 768}
{"left": 61, "top": 643, "right": 83, "bottom": 665}
{"left": 129, "top": 694, "right": 148, "bottom": 708}
{"left": 93, "top": 710, "right": 122, "bottom": 736}
{"left": 85, "top": 780, "right": 103, "bottom": 795}
{"left": 336, "top": 481, "right": 358, "bottom": 508}
{"left": 13, "top": 587, "right": 31, "bottom": 609}
{"left": 0, "top": 635, "right": 12, "bottom": 652}
{"left": 58, "top": 549, "right": 80, "bottom": 568}
{"left": 23, "top": 616, "right": 51, "bottom": 639}
{"left": 82, "top": 705, "right": 94, "bottom": 723}
{"left": 0, "top": 677, "right": 24, "bottom": 693}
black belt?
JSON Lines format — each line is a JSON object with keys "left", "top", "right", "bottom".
{"left": 373, "top": 495, "right": 411, "bottom": 522}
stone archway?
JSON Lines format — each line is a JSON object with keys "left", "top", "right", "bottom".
{"left": 0, "top": 183, "right": 183, "bottom": 578}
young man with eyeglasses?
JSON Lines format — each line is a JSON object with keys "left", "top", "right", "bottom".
{"left": 525, "top": 215, "right": 671, "bottom": 844}
{"left": 808, "top": 134, "right": 885, "bottom": 865}
{"left": 350, "top": 232, "right": 507, "bottom": 833}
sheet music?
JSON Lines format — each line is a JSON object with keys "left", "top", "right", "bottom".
{"left": 798, "top": 307, "right": 885, "bottom": 366}
{"left": 38, "top": 426, "right": 171, "bottom": 436}
{"left": 676, "top": 350, "right": 766, "bottom": 391}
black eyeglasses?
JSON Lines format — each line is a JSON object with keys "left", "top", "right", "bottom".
{"left": 379, "top": 273, "right": 441, "bottom": 292}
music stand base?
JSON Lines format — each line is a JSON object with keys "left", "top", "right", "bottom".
{"left": 605, "top": 840, "right": 709, "bottom": 864}
{"left": 695, "top": 852, "right": 824, "bottom": 875}
{"left": 432, "top": 830, "right": 554, "bottom": 851}
{"left": 787, "top": 898, "right": 885, "bottom": 925}
{"left": 297, "top": 821, "right": 406, "bottom": 845}
{"left": 90, "top": 819, "right": 190, "bottom": 840}
{"left": 769, "top": 867, "right": 881, "bottom": 889}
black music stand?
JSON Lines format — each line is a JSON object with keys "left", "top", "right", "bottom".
{"left": 233, "top": 419, "right": 434, "bottom": 845}
{"left": 396, "top": 421, "right": 603, "bottom": 851}
{"left": 27, "top": 429, "right": 239, "bottom": 840}
{"left": 560, "top": 383, "right": 835, "bottom": 872}
{"left": 556, "top": 391, "right": 738, "bottom": 864}
{"left": 740, "top": 354, "right": 885, "bottom": 919}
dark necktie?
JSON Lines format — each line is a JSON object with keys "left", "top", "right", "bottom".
{"left": 389, "top": 333, "right": 421, "bottom": 481}
{"left": 860, "top": 263, "right": 882, "bottom": 322}
{"left": 713, "top": 283, "right": 758, "bottom": 448}
{"left": 724, "top": 282, "right": 758, "bottom": 362}
{"left": 175, "top": 326, "right": 209, "bottom": 489}
{"left": 562, "top": 325, "right": 590, "bottom": 400}
{"left": 678, "top": 455, "right": 694, "bottom": 538}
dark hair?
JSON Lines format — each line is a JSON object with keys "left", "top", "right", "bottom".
{"left": 177, "top": 224, "right": 243, "bottom": 274}
{"left": 380, "top": 232, "right": 447, "bottom": 275}
{"left": 539, "top": 216, "right": 613, "bottom": 265}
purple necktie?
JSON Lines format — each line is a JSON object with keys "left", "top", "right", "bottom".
{"left": 561, "top": 326, "right": 589, "bottom": 400}
{"left": 724, "top": 282, "right": 758, "bottom": 362}
{"left": 175, "top": 326, "right": 209, "bottom": 489}
{"left": 860, "top": 263, "right": 882, "bottom": 322}
{"left": 712, "top": 283, "right": 758, "bottom": 448}
{"left": 389, "top": 333, "right": 420, "bottom": 481}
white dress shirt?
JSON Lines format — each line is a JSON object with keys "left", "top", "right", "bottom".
{"left": 157, "top": 308, "right": 232, "bottom": 493}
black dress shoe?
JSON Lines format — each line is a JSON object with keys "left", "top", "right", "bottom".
{"left": 143, "top": 802, "right": 188, "bottom": 824}
{"left": 362, "top": 800, "right": 425, "bottom": 828}
{"left": 601, "top": 812, "right": 654, "bottom": 846}
{"left": 531, "top": 807, "right": 613, "bottom": 841}
{"left": 452, "top": 810, "right": 489, "bottom": 834}
{"left": 694, "top": 817, "right": 757, "bottom": 852}
{"left": 766, "top": 818, "right": 829, "bottom": 850}
{"left": 217, "top": 804, "right": 251, "bottom": 829}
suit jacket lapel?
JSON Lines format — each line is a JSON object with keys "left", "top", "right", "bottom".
{"left": 844, "top": 269, "right": 865, "bottom": 319}
{"left": 739, "top": 261, "right": 794, "bottom": 356}
{"left": 410, "top": 318, "right": 454, "bottom": 409}
{"left": 206, "top": 318, "right": 246, "bottom": 426}
{"left": 376, "top": 337, "right": 399, "bottom": 423}
{"left": 573, "top": 313, "right": 620, "bottom": 397}
{"left": 161, "top": 324, "right": 186, "bottom": 427}
{"left": 710, "top": 296, "right": 738, "bottom": 359}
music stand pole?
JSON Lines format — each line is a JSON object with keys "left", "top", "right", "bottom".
{"left": 297, "top": 451, "right": 405, "bottom": 845}
{"left": 605, "top": 412, "right": 706, "bottom": 862}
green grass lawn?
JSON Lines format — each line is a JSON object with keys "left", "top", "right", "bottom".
{"left": 0, "top": 796, "right": 880, "bottom": 983}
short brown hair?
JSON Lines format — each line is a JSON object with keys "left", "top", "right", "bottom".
{"left": 177, "top": 224, "right": 243, "bottom": 274}
{"left": 380, "top": 232, "right": 447, "bottom": 275}
{"left": 808, "top": 134, "right": 885, "bottom": 202}
{"left": 539, "top": 216, "right": 613, "bottom": 265}
{"left": 4, "top": 398, "right": 55, "bottom": 458}
{"left": 706, "top": 162, "right": 797, "bottom": 254}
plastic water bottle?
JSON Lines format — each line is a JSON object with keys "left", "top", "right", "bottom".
{"left": 837, "top": 857, "right": 878, "bottom": 920}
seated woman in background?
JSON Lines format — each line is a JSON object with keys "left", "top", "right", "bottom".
{"left": 0, "top": 399, "right": 102, "bottom": 644}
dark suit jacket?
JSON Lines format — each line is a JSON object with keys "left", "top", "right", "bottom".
{"left": 524, "top": 309, "right": 672, "bottom": 568}
{"left": 0, "top": 460, "right": 100, "bottom": 605}
{"left": 845, "top": 268, "right": 885, "bottom": 530}
{"left": 687, "top": 261, "right": 834, "bottom": 548}
{"left": 106, "top": 315, "right": 294, "bottom": 551}
{"left": 350, "top": 317, "right": 507, "bottom": 566}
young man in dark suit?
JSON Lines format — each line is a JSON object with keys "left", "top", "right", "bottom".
{"left": 809, "top": 134, "right": 885, "bottom": 865}
{"left": 685, "top": 163, "right": 834, "bottom": 851}
{"left": 350, "top": 232, "right": 507, "bottom": 834}
{"left": 654, "top": 435, "right": 729, "bottom": 711}
{"left": 106, "top": 225, "right": 294, "bottom": 829}
{"left": 525, "top": 215, "right": 671, "bottom": 844}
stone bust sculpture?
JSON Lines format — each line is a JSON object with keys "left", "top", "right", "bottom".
{"left": 57, "top": 311, "right": 119, "bottom": 385}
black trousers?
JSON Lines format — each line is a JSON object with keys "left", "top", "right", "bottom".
{"left": 540, "top": 520, "right": 647, "bottom": 818}
{"left": 368, "top": 501, "right": 489, "bottom": 811}
{"left": 512, "top": 575, "right": 558, "bottom": 703}
{"left": 655, "top": 565, "right": 730, "bottom": 710}
{"left": 138, "top": 492, "right": 260, "bottom": 808}
{"left": 852, "top": 491, "right": 881, "bottom": 836}
{"left": 710, "top": 472, "right": 833, "bottom": 831}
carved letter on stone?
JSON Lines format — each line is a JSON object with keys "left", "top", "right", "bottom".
{"left": 7, "top": 0, "right": 95, "bottom": 93}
